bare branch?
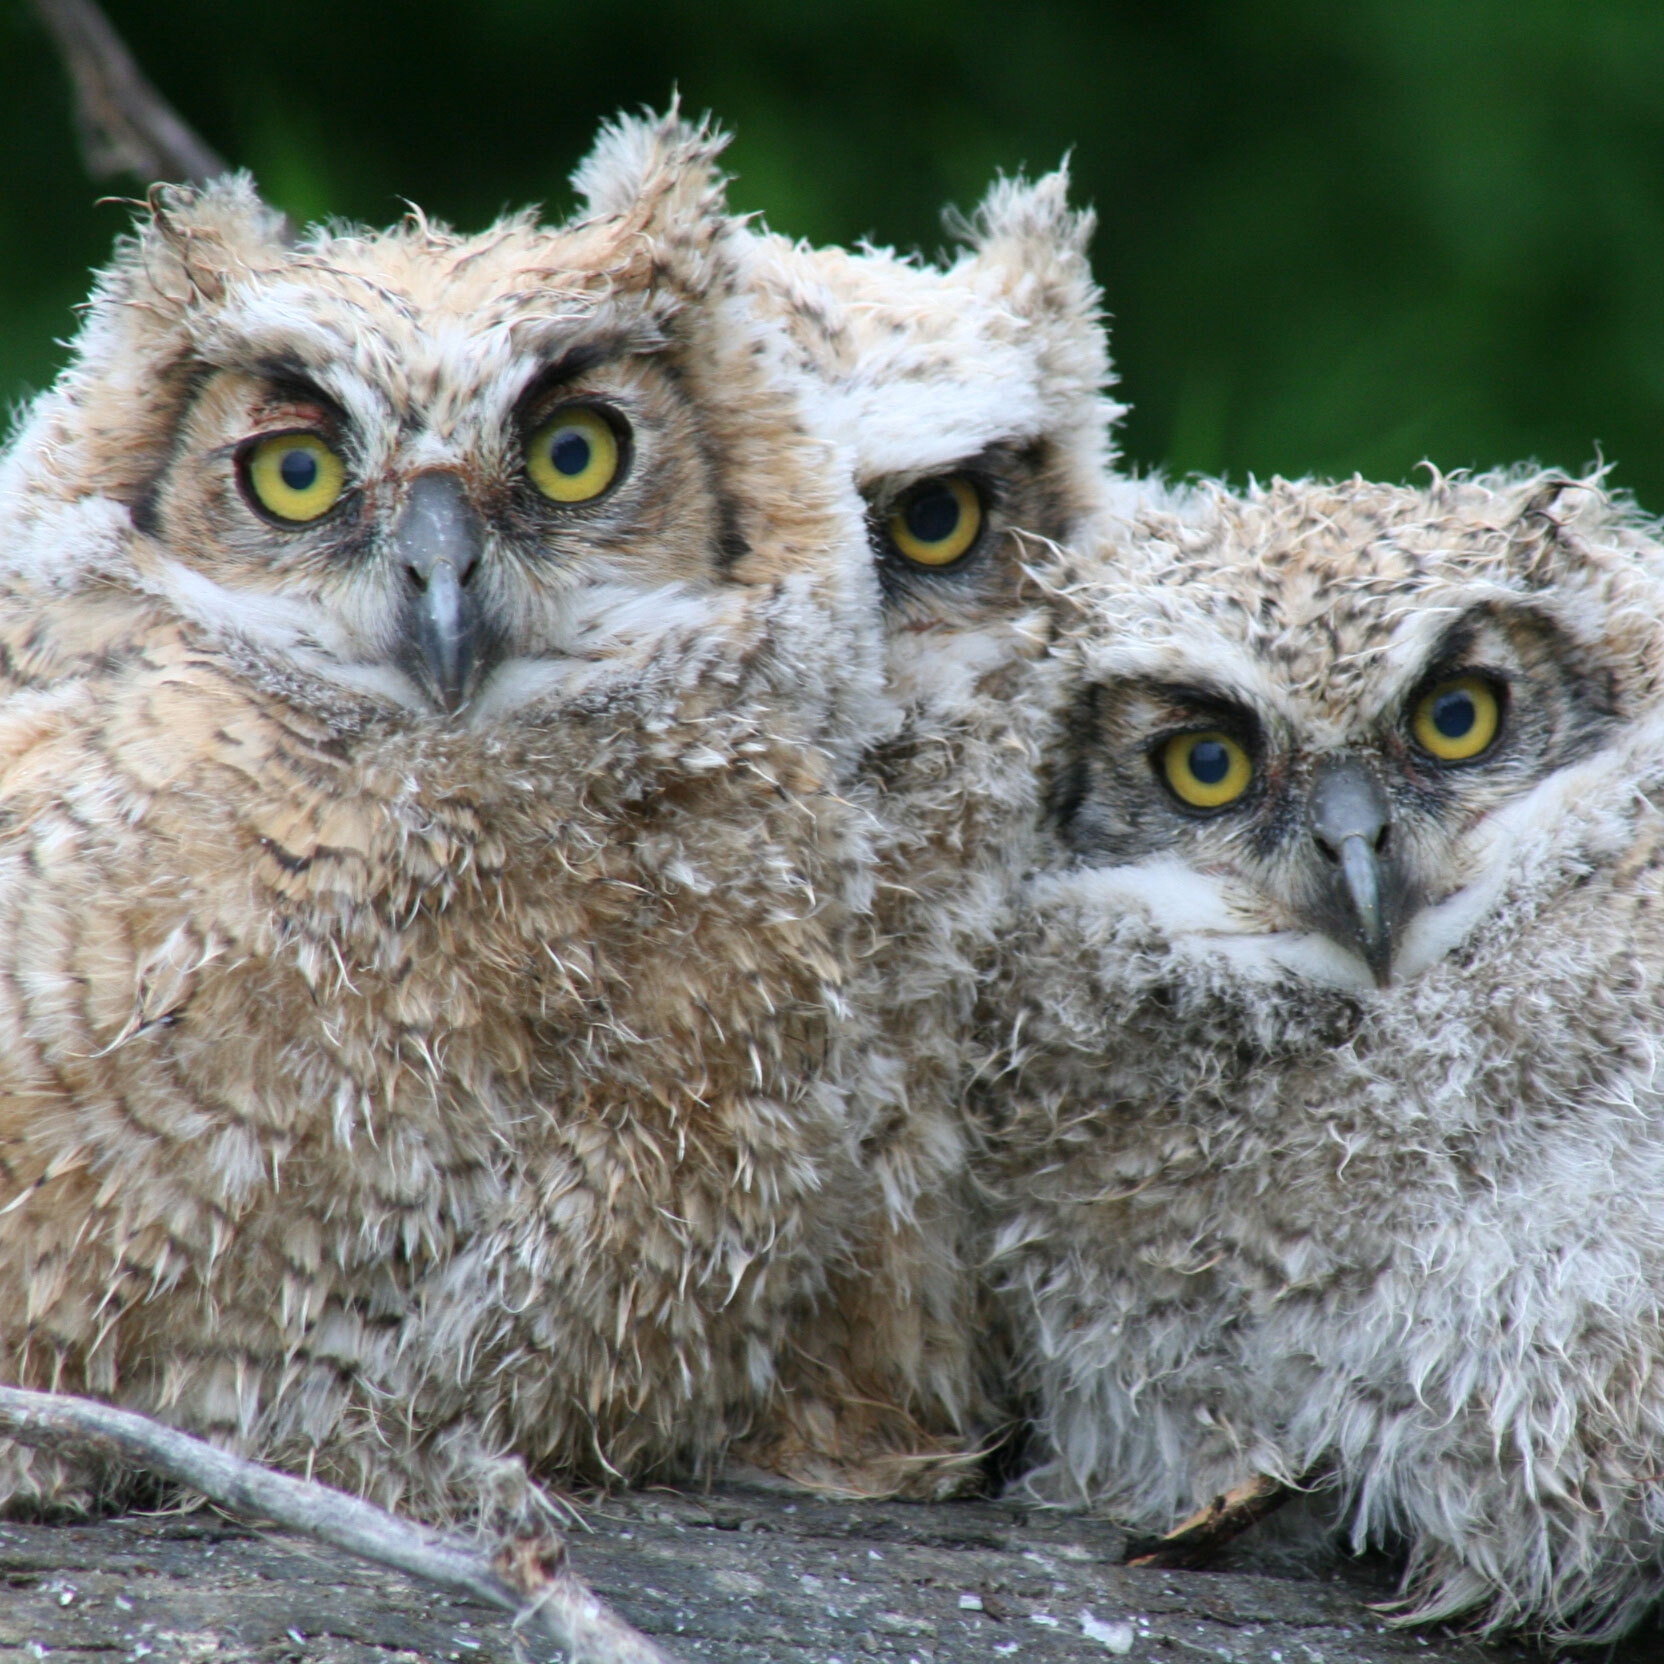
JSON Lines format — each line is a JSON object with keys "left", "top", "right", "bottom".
{"left": 26, "top": 0, "right": 228, "bottom": 185}
{"left": 0, "top": 1386, "right": 682, "bottom": 1664}
{"left": 1124, "top": 1473, "right": 1296, "bottom": 1570}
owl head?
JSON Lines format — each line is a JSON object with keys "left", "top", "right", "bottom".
{"left": 742, "top": 169, "right": 1121, "bottom": 714}
{"left": 0, "top": 113, "right": 880, "bottom": 748}
{"left": 1041, "top": 470, "right": 1664, "bottom": 1010}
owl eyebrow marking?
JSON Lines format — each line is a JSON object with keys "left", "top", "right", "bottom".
{"left": 863, "top": 440, "right": 1018, "bottom": 512}
{"left": 513, "top": 335, "right": 641, "bottom": 419}
{"left": 1415, "top": 614, "right": 1484, "bottom": 680}
{"left": 253, "top": 358, "right": 352, "bottom": 429}
{"left": 1142, "top": 680, "right": 1263, "bottom": 741}
{"left": 1401, "top": 610, "right": 1534, "bottom": 716}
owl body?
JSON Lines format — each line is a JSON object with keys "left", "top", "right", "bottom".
{"left": 990, "top": 472, "right": 1664, "bottom": 1640}
{"left": 0, "top": 119, "right": 885, "bottom": 1513}
{"left": 738, "top": 178, "right": 1122, "bottom": 1493}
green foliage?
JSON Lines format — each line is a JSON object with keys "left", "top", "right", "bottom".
{"left": 5, "top": 0, "right": 1664, "bottom": 504}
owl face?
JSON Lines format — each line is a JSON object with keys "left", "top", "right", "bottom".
{"left": 1047, "top": 473, "right": 1664, "bottom": 996}
{"left": 150, "top": 322, "right": 744, "bottom": 705}
{"left": 140, "top": 312, "right": 750, "bottom": 723}
{"left": 748, "top": 172, "right": 1120, "bottom": 704}
{"left": 8, "top": 126, "right": 874, "bottom": 741}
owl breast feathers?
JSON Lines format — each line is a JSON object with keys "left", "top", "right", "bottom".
{"left": 986, "top": 469, "right": 1664, "bottom": 1642}
{"left": 0, "top": 113, "right": 891, "bottom": 1516}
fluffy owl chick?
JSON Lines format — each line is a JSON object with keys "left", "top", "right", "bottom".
{"left": 986, "top": 469, "right": 1664, "bottom": 1642}
{"left": 728, "top": 174, "right": 1122, "bottom": 1496}
{"left": 0, "top": 116, "right": 885, "bottom": 1517}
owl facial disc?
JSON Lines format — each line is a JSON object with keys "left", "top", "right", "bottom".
{"left": 1306, "top": 758, "right": 1406, "bottom": 986}
{"left": 393, "top": 472, "right": 487, "bottom": 714}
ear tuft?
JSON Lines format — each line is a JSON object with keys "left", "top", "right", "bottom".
{"left": 1505, "top": 470, "right": 1607, "bottom": 591}
{"left": 966, "top": 165, "right": 1095, "bottom": 264}
{"left": 139, "top": 173, "right": 289, "bottom": 306}
{"left": 0, "top": 173, "right": 289, "bottom": 523}
{"left": 571, "top": 106, "right": 733, "bottom": 246}
{"left": 949, "top": 165, "right": 1100, "bottom": 326}
{"left": 946, "top": 164, "right": 1123, "bottom": 477}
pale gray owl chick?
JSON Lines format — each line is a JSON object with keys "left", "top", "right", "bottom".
{"left": 729, "top": 173, "right": 1123, "bottom": 1495}
{"left": 985, "top": 470, "right": 1664, "bottom": 1642}
{"left": 0, "top": 115, "right": 885, "bottom": 1516}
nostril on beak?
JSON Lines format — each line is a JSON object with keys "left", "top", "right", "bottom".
{"left": 396, "top": 474, "right": 484, "bottom": 591}
{"left": 404, "top": 555, "right": 474, "bottom": 594}
{"left": 1309, "top": 763, "right": 1391, "bottom": 861}
{"left": 391, "top": 474, "right": 485, "bottom": 713}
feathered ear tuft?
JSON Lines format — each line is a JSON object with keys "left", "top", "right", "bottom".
{"left": 138, "top": 173, "right": 290, "bottom": 308}
{"left": 570, "top": 107, "right": 734, "bottom": 279}
{"left": 0, "top": 173, "right": 288, "bottom": 519}
{"left": 1488, "top": 465, "right": 1664, "bottom": 710}
{"left": 970, "top": 166, "right": 1095, "bottom": 264}
{"left": 1502, "top": 470, "right": 1610, "bottom": 591}
{"left": 953, "top": 166, "right": 1101, "bottom": 329}
{"left": 946, "top": 164, "right": 1124, "bottom": 479}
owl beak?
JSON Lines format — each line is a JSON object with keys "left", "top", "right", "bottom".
{"left": 1307, "top": 760, "right": 1401, "bottom": 988}
{"left": 394, "top": 473, "right": 485, "bottom": 715}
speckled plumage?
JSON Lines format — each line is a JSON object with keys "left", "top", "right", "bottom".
{"left": 737, "top": 174, "right": 1123, "bottom": 1495}
{"left": 987, "top": 470, "right": 1664, "bottom": 1641}
{"left": 0, "top": 116, "right": 888, "bottom": 1517}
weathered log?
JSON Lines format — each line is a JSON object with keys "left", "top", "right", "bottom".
{"left": 0, "top": 1475, "right": 1592, "bottom": 1663}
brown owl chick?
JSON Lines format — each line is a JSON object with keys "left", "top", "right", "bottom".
{"left": 0, "top": 114, "right": 886, "bottom": 1519}
{"left": 726, "top": 173, "right": 1122, "bottom": 1496}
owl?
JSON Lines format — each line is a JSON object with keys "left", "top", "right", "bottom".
{"left": 0, "top": 114, "right": 888, "bottom": 1518}
{"left": 984, "top": 468, "right": 1664, "bottom": 1642}
{"left": 729, "top": 173, "right": 1124, "bottom": 1496}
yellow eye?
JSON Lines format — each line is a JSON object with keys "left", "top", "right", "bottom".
{"left": 1412, "top": 675, "right": 1502, "bottom": 762}
{"left": 526, "top": 406, "right": 622, "bottom": 503}
{"left": 243, "top": 432, "right": 346, "bottom": 524}
{"left": 1161, "top": 730, "right": 1254, "bottom": 810}
{"left": 886, "top": 475, "right": 983, "bottom": 567}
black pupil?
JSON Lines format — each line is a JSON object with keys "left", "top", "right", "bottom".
{"left": 1189, "top": 739, "right": 1231, "bottom": 786}
{"left": 904, "top": 483, "right": 962, "bottom": 545}
{"left": 1432, "top": 687, "right": 1477, "bottom": 739}
{"left": 279, "top": 448, "right": 318, "bottom": 493}
{"left": 551, "top": 428, "right": 593, "bottom": 477}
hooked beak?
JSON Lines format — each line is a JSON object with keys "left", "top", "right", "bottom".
{"left": 394, "top": 473, "right": 485, "bottom": 714}
{"left": 1307, "top": 759, "right": 1405, "bottom": 988}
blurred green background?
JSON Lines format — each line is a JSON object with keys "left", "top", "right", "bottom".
{"left": 4, "top": 0, "right": 1664, "bottom": 503}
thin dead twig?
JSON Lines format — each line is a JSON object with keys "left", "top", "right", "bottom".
{"left": 0, "top": 1386, "right": 682, "bottom": 1664}
{"left": 26, "top": 0, "right": 228, "bottom": 184}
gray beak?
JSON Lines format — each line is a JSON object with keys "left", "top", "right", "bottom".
{"left": 394, "top": 473, "right": 485, "bottom": 714}
{"left": 1308, "top": 759, "right": 1401, "bottom": 987}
